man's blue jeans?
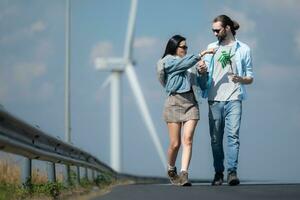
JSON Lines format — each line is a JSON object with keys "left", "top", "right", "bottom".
{"left": 208, "top": 100, "right": 242, "bottom": 173}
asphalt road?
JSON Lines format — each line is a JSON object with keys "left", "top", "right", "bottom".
{"left": 92, "top": 183, "right": 300, "bottom": 200}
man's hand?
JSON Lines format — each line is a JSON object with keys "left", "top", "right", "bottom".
{"left": 197, "top": 60, "right": 207, "bottom": 74}
{"left": 232, "top": 75, "right": 253, "bottom": 84}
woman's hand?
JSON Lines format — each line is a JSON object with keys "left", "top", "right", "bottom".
{"left": 199, "top": 48, "right": 215, "bottom": 58}
{"left": 197, "top": 60, "right": 207, "bottom": 74}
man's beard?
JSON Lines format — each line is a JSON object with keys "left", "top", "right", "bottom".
{"left": 217, "top": 32, "right": 227, "bottom": 43}
{"left": 217, "top": 35, "right": 225, "bottom": 43}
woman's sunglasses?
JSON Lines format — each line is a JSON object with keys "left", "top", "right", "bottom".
{"left": 178, "top": 45, "right": 188, "bottom": 50}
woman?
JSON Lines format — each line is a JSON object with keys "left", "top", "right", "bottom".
{"left": 157, "top": 35, "right": 213, "bottom": 186}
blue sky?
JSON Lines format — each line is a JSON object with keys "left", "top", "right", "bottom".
{"left": 1, "top": 0, "right": 300, "bottom": 182}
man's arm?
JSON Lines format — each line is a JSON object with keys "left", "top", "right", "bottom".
{"left": 232, "top": 47, "right": 254, "bottom": 85}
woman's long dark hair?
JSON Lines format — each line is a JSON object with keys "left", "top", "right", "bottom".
{"left": 162, "top": 35, "right": 186, "bottom": 58}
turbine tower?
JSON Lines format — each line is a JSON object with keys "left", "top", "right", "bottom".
{"left": 95, "top": 0, "right": 166, "bottom": 172}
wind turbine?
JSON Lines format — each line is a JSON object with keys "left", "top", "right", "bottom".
{"left": 95, "top": 0, "right": 166, "bottom": 172}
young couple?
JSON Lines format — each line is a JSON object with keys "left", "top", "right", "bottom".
{"left": 157, "top": 15, "right": 254, "bottom": 186}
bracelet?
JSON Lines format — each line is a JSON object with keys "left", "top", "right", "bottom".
{"left": 199, "top": 53, "right": 204, "bottom": 59}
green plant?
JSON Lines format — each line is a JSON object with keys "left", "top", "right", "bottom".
{"left": 34, "top": 182, "right": 64, "bottom": 198}
{"left": 79, "top": 177, "right": 90, "bottom": 187}
{"left": 68, "top": 169, "right": 77, "bottom": 187}
{"left": 20, "top": 178, "right": 65, "bottom": 199}
{"left": 22, "top": 177, "right": 34, "bottom": 194}
{"left": 0, "top": 183, "right": 18, "bottom": 200}
{"left": 94, "top": 173, "right": 115, "bottom": 186}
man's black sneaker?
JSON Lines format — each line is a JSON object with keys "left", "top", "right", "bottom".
{"left": 227, "top": 171, "right": 240, "bottom": 186}
{"left": 211, "top": 172, "right": 224, "bottom": 186}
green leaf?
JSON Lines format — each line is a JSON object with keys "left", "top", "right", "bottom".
{"left": 217, "top": 48, "right": 234, "bottom": 69}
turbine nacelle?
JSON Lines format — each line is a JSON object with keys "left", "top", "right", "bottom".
{"left": 95, "top": 57, "right": 126, "bottom": 71}
{"left": 94, "top": 57, "right": 137, "bottom": 72}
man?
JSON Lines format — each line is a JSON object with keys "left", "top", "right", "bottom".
{"left": 202, "top": 15, "right": 254, "bottom": 186}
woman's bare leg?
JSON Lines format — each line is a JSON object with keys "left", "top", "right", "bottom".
{"left": 167, "top": 122, "right": 182, "bottom": 167}
{"left": 181, "top": 120, "right": 198, "bottom": 172}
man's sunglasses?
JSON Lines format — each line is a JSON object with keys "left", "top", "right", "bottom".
{"left": 212, "top": 28, "right": 223, "bottom": 33}
{"left": 178, "top": 45, "right": 188, "bottom": 50}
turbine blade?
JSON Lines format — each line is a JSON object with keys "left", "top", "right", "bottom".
{"left": 123, "top": 0, "right": 138, "bottom": 61}
{"left": 96, "top": 75, "right": 113, "bottom": 103}
{"left": 125, "top": 64, "right": 167, "bottom": 169}
{"left": 101, "top": 75, "right": 113, "bottom": 89}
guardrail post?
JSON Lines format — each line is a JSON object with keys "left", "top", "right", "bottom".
{"left": 92, "top": 169, "right": 95, "bottom": 182}
{"left": 66, "top": 165, "right": 71, "bottom": 185}
{"left": 85, "top": 167, "right": 88, "bottom": 180}
{"left": 77, "top": 166, "right": 80, "bottom": 184}
{"left": 48, "top": 162, "right": 56, "bottom": 182}
{"left": 22, "top": 157, "right": 32, "bottom": 184}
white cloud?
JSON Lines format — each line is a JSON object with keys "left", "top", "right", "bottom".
{"left": 134, "top": 37, "right": 158, "bottom": 48}
{"left": 90, "top": 41, "right": 114, "bottom": 65}
{"left": 222, "top": 7, "right": 256, "bottom": 33}
{"left": 0, "top": 19, "right": 52, "bottom": 102}
{"left": 0, "top": 20, "right": 47, "bottom": 44}
{"left": 90, "top": 37, "right": 160, "bottom": 66}
{"left": 251, "top": 0, "right": 300, "bottom": 11}
{"left": 13, "top": 62, "right": 47, "bottom": 86}
{"left": 133, "top": 36, "right": 162, "bottom": 60}
{"left": 29, "top": 21, "right": 46, "bottom": 34}
{"left": 0, "top": 62, "right": 52, "bottom": 102}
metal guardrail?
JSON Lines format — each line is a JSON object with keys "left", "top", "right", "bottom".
{"left": 0, "top": 105, "right": 172, "bottom": 186}
{"left": 0, "top": 106, "right": 116, "bottom": 183}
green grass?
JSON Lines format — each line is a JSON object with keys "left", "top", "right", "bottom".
{"left": 0, "top": 181, "right": 64, "bottom": 200}
{"left": 0, "top": 171, "right": 117, "bottom": 200}
{"left": 0, "top": 183, "right": 17, "bottom": 200}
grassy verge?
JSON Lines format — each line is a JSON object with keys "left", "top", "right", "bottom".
{"left": 0, "top": 172, "right": 125, "bottom": 200}
{"left": 0, "top": 157, "right": 134, "bottom": 199}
